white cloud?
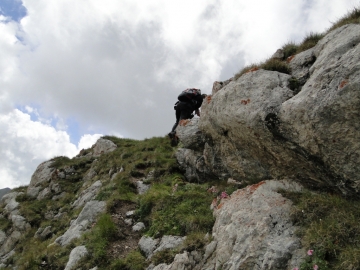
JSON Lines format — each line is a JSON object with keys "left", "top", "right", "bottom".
{"left": 0, "top": 109, "right": 102, "bottom": 188}
{"left": 77, "top": 134, "right": 103, "bottom": 151}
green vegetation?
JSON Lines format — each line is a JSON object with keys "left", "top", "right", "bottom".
{"left": 280, "top": 190, "right": 360, "bottom": 269}
{"left": 234, "top": 5, "right": 360, "bottom": 81}
{"left": 327, "top": 7, "right": 360, "bottom": 32}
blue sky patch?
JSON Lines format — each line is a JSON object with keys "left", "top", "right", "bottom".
{"left": 0, "top": 0, "right": 27, "bottom": 22}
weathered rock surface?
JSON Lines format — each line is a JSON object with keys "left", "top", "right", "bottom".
{"left": 139, "top": 235, "right": 186, "bottom": 259}
{"left": 178, "top": 24, "right": 360, "bottom": 196}
{"left": 1, "top": 192, "right": 21, "bottom": 215}
{"left": 27, "top": 160, "right": 56, "bottom": 198}
{"left": 202, "top": 180, "right": 303, "bottom": 270}
{"left": 91, "top": 138, "right": 117, "bottom": 157}
{"left": 72, "top": 180, "right": 102, "bottom": 209}
{"left": 64, "top": 246, "right": 88, "bottom": 270}
{"left": 55, "top": 200, "right": 106, "bottom": 246}
{"left": 153, "top": 180, "right": 304, "bottom": 270}
{"left": 151, "top": 251, "right": 202, "bottom": 270}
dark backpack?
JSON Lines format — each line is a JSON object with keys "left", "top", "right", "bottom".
{"left": 177, "top": 88, "right": 201, "bottom": 102}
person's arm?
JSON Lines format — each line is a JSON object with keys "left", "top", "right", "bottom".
{"left": 195, "top": 109, "right": 200, "bottom": 117}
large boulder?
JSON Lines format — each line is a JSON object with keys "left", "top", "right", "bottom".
{"left": 201, "top": 180, "right": 304, "bottom": 270}
{"left": 279, "top": 24, "right": 360, "bottom": 195}
{"left": 27, "top": 160, "right": 56, "bottom": 198}
{"left": 180, "top": 24, "right": 360, "bottom": 196}
{"left": 91, "top": 138, "right": 117, "bottom": 157}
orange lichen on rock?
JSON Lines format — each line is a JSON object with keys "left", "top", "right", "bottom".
{"left": 179, "top": 119, "right": 190, "bottom": 126}
{"left": 339, "top": 80, "right": 348, "bottom": 89}
{"left": 246, "top": 67, "right": 259, "bottom": 73}
{"left": 206, "top": 95, "right": 212, "bottom": 104}
{"left": 217, "top": 202, "right": 224, "bottom": 210}
{"left": 241, "top": 99, "right": 251, "bottom": 105}
{"left": 248, "top": 181, "right": 266, "bottom": 194}
{"left": 286, "top": 55, "right": 295, "bottom": 63}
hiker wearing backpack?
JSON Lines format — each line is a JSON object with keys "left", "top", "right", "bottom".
{"left": 168, "top": 88, "right": 205, "bottom": 144}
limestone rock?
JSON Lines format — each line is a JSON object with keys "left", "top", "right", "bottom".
{"left": 72, "top": 180, "right": 102, "bottom": 209}
{"left": 139, "top": 236, "right": 160, "bottom": 258}
{"left": 0, "top": 231, "right": 6, "bottom": 247}
{"left": 154, "top": 235, "right": 186, "bottom": 254}
{"left": 151, "top": 251, "right": 202, "bottom": 270}
{"left": 201, "top": 180, "right": 303, "bottom": 269}
{"left": 55, "top": 200, "right": 106, "bottom": 246}
{"left": 271, "top": 48, "right": 284, "bottom": 60}
{"left": 136, "top": 180, "right": 150, "bottom": 195}
{"left": 177, "top": 24, "right": 360, "bottom": 196}
{"left": 91, "top": 138, "right": 117, "bottom": 157}
{"left": 139, "top": 235, "right": 186, "bottom": 259}
{"left": 11, "top": 215, "right": 30, "bottom": 232}
{"left": 132, "top": 222, "right": 145, "bottom": 232}
{"left": 64, "top": 246, "right": 88, "bottom": 270}
{"left": 34, "top": 226, "right": 53, "bottom": 240}
{"left": 0, "top": 231, "right": 21, "bottom": 257}
{"left": 1, "top": 192, "right": 21, "bottom": 215}
{"left": 212, "top": 78, "right": 233, "bottom": 95}
{"left": 176, "top": 118, "right": 205, "bottom": 151}
{"left": 27, "top": 160, "right": 56, "bottom": 198}
{"left": 279, "top": 24, "right": 360, "bottom": 195}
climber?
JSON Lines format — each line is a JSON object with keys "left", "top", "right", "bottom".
{"left": 168, "top": 88, "right": 206, "bottom": 146}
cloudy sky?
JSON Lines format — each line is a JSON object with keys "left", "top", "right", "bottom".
{"left": 0, "top": 0, "right": 357, "bottom": 189}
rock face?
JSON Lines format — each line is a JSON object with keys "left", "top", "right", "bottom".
{"left": 177, "top": 24, "right": 360, "bottom": 196}
{"left": 64, "top": 246, "right": 88, "bottom": 270}
{"left": 92, "top": 138, "right": 117, "bottom": 157}
{"left": 202, "top": 180, "right": 303, "bottom": 270}
{"left": 55, "top": 200, "right": 106, "bottom": 246}
{"left": 27, "top": 160, "right": 56, "bottom": 198}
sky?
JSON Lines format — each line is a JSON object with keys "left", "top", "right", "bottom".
{"left": 0, "top": 0, "right": 358, "bottom": 189}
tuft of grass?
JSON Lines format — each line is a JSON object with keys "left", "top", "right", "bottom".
{"left": 83, "top": 213, "right": 118, "bottom": 264}
{"left": 282, "top": 42, "right": 299, "bottom": 59}
{"left": 109, "top": 250, "right": 147, "bottom": 270}
{"left": 327, "top": 7, "right": 360, "bottom": 33}
{"left": 234, "top": 64, "right": 259, "bottom": 80}
{"left": 0, "top": 216, "right": 12, "bottom": 232}
{"left": 297, "top": 32, "right": 325, "bottom": 53}
{"left": 260, "top": 58, "right": 291, "bottom": 74}
{"left": 139, "top": 183, "right": 215, "bottom": 237}
{"left": 281, "top": 190, "right": 360, "bottom": 269}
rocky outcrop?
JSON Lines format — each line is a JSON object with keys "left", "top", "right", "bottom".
{"left": 64, "top": 246, "right": 88, "bottom": 270}
{"left": 177, "top": 24, "right": 360, "bottom": 197}
{"left": 91, "top": 138, "right": 117, "bottom": 157}
{"left": 139, "top": 235, "right": 186, "bottom": 259}
{"left": 151, "top": 180, "right": 304, "bottom": 270}
{"left": 27, "top": 160, "right": 56, "bottom": 198}
{"left": 72, "top": 180, "right": 102, "bottom": 209}
{"left": 54, "top": 200, "right": 106, "bottom": 246}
